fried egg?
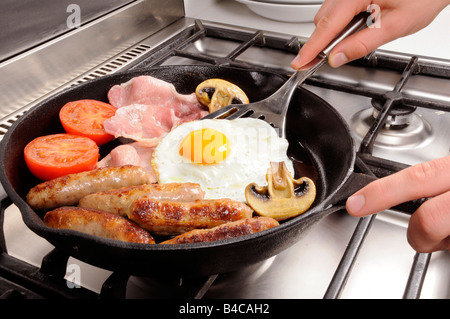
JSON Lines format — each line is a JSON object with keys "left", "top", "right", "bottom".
{"left": 152, "top": 118, "right": 294, "bottom": 202}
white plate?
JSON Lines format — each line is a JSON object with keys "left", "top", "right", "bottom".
{"left": 236, "top": 0, "right": 321, "bottom": 23}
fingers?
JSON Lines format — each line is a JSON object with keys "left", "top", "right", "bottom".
{"left": 292, "top": 10, "right": 393, "bottom": 69}
{"left": 327, "top": 26, "right": 395, "bottom": 67}
{"left": 346, "top": 156, "right": 450, "bottom": 253}
{"left": 327, "top": 9, "right": 409, "bottom": 68}
{"left": 291, "top": 0, "right": 370, "bottom": 69}
{"left": 291, "top": 0, "right": 448, "bottom": 69}
{"left": 407, "top": 191, "right": 450, "bottom": 253}
{"left": 346, "top": 156, "right": 450, "bottom": 217}
{"left": 312, "top": 0, "right": 333, "bottom": 24}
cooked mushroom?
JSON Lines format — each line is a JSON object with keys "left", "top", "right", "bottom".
{"left": 195, "top": 79, "right": 249, "bottom": 113}
{"left": 245, "top": 162, "right": 316, "bottom": 221}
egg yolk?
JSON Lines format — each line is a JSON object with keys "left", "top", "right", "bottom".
{"left": 179, "top": 128, "right": 231, "bottom": 164}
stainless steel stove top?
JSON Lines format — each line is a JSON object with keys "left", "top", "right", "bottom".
{"left": 0, "top": 0, "right": 448, "bottom": 299}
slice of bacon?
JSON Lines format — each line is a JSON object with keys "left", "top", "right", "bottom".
{"left": 104, "top": 76, "right": 208, "bottom": 146}
{"left": 108, "top": 75, "right": 203, "bottom": 115}
{"left": 96, "top": 143, "right": 157, "bottom": 183}
{"left": 103, "top": 104, "right": 175, "bottom": 147}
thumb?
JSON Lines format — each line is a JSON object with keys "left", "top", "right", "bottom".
{"left": 327, "top": 21, "right": 399, "bottom": 68}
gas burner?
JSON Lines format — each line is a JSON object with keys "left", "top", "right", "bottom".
{"left": 350, "top": 108, "right": 433, "bottom": 149}
{"left": 371, "top": 98, "right": 417, "bottom": 128}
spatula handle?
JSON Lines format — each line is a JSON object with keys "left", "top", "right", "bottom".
{"left": 322, "top": 11, "right": 372, "bottom": 57}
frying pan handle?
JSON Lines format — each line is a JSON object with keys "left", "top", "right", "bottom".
{"left": 328, "top": 171, "right": 376, "bottom": 207}
{"left": 328, "top": 171, "right": 426, "bottom": 215}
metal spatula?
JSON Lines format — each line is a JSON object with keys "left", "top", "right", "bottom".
{"left": 203, "top": 12, "right": 371, "bottom": 138}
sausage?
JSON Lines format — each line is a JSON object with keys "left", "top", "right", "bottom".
{"left": 161, "top": 217, "right": 279, "bottom": 244}
{"left": 78, "top": 183, "right": 205, "bottom": 217}
{"left": 26, "top": 165, "right": 151, "bottom": 211}
{"left": 126, "top": 198, "right": 253, "bottom": 236}
{"left": 44, "top": 206, "right": 155, "bottom": 244}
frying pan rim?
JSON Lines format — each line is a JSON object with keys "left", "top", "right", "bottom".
{"left": 0, "top": 64, "right": 356, "bottom": 252}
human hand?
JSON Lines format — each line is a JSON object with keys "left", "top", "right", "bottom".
{"left": 346, "top": 156, "right": 450, "bottom": 253}
{"left": 291, "top": 0, "right": 450, "bottom": 69}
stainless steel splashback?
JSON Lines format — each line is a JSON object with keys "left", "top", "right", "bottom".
{"left": 0, "top": 0, "right": 135, "bottom": 62}
{"left": 0, "top": 0, "right": 185, "bottom": 122}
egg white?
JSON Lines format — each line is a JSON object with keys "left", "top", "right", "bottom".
{"left": 152, "top": 118, "right": 294, "bottom": 202}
